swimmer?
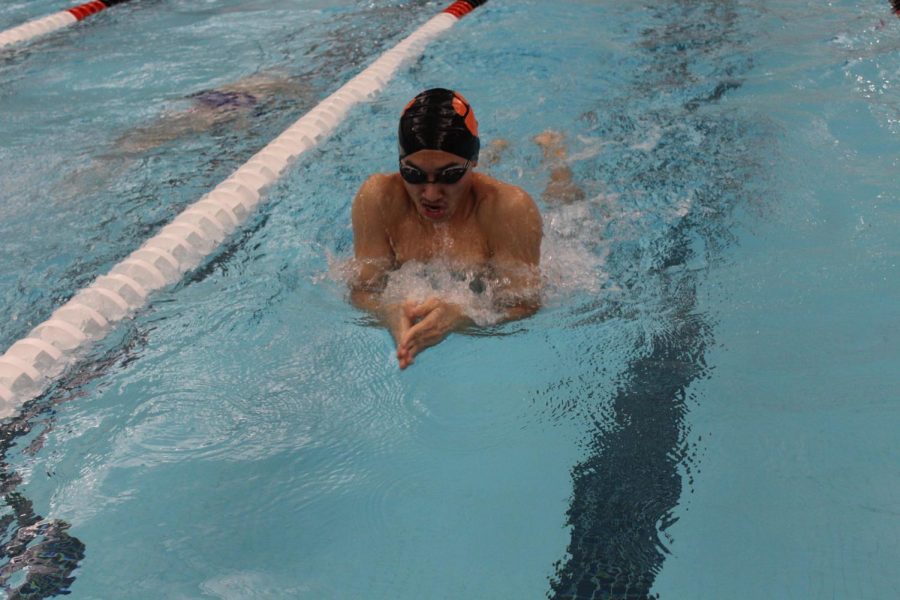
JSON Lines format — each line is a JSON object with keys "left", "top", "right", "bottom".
{"left": 63, "top": 71, "right": 313, "bottom": 196}
{"left": 350, "top": 88, "right": 543, "bottom": 369}
{"left": 115, "top": 72, "right": 311, "bottom": 154}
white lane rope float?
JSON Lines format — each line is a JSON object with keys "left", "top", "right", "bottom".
{"left": 0, "top": 0, "right": 489, "bottom": 418}
{"left": 0, "top": 1, "right": 135, "bottom": 50}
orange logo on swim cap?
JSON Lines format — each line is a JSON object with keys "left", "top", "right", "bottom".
{"left": 451, "top": 92, "right": 479, "bottom": 137}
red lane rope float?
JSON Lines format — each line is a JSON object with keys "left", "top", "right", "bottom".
{"left": 67, "top": 1, "right": 110, "bottom": 21}
{"left": 443, "top": 0, "right": 486, "bottom": 19}
{"left": 0, "top": 0, "right": 136, "bottom": 50}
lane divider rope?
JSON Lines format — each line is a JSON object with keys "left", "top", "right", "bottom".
{"left": 0, "top": 0, "right": 488, "bottom": 419}
{"left": 0, "top": 1, "right": 135, "bottom": 50}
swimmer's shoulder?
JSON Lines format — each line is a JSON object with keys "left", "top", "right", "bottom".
{"left": 474, "top": 173, "right": 541, "bottom": 226}
{"left": 353, "top": 173, "right": 408, "bottom": 214}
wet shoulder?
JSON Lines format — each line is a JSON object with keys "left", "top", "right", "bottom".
{"left": 474, "top": 174, "right": 540, "bottom": 225}
{"left": 354, "top": 172, "right": 408, "bottom": 219}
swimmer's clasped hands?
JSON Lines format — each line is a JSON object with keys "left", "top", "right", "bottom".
{"left": 392, "top": 297, "right": 472, "bottom": 369}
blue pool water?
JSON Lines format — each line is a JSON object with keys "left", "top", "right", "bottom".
{"left": 1, "top": 1, "right": 899, "bottom": 598}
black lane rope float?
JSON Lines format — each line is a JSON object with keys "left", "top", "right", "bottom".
{"left": 0, "top": 0, "right": 136, "bottom": 50}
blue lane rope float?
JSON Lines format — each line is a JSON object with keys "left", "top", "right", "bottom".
{"left": 0, "top": 1, "right": 136, "bottom": 50}
{"left": 0, "top": 0, "right": 489, "bottom": 418}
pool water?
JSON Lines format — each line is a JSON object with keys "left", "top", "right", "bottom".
{"left": 1, "top": 1, "right": 898, "bottom": 598}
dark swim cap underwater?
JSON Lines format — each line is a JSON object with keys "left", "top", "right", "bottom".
{"left": 398, "top": 88, "right": 480, "bottom": 162}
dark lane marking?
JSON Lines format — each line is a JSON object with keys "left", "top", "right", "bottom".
{"left": 0, "top": 324, "right": 149, "bottom": 598}
{"left": 548, "top": 2, "right": 761, "bottom": 597}
{"left": 549, "top": 234, "right": 711, "bottom": 599}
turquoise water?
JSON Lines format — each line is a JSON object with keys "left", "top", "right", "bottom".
{"left": 1, "top": 1, "right": 898, "bottom": 598}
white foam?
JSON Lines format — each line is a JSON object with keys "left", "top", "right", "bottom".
{"left": 540, "top": 194, "right": 615, "bottom": 303}
{"left": 381, "top": 261, "right": 507, "bottom": 327}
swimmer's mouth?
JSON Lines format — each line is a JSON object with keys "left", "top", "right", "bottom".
{"left": 420, "top": 201, "right": 447, "bottom": 219}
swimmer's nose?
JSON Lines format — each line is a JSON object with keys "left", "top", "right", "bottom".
{"left": 421, "top": 183, "right": 442, "bottom": 201}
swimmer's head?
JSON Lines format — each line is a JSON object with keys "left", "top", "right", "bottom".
{"left": 398, "top": 88, "right": 480, "bottom": 163}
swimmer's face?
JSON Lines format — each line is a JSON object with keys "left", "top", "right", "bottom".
{"left": 399, "top": 150, "right": 475, "bottom": 223}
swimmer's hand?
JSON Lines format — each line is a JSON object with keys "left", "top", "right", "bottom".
{"left": 383, "top": 303, "right": 412, "bottom": 365}
{"left": 394, "top": 297, "right": 472, "bottom": 369}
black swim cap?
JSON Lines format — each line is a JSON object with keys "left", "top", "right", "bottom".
{"left": 398, "top": 88, "right": 480, "bottom": 162}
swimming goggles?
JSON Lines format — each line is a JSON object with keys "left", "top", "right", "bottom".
{"left": 398, "top": 160, "right": 470, "bottom": 185}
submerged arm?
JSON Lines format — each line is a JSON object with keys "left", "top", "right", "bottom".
{"left": 350, "top": 175, "right": 410, "bottom": 343}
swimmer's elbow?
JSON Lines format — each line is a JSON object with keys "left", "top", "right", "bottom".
{"left": 350, "top": 287, "right": 382, "bottom": 313}
{"left": 500, "top": 298, "right": 541, "bottom": 322}
{"left": 348, "top": 258, "right": 390, "bottom": 306}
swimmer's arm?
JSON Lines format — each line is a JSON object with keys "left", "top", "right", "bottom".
{"left": 350, "top": 280, "right": 411, "bottom": 356}
{"left": 350, "top": 282, "right": 407, "bottom": 339}
{"left": 488, "top": 188, "right": 543, "bottom": 322}
{"left": 496, "top": 295, "right": 541, "bottom": 321}
{"left": 349, "top": 175, "right": 406, "bottom": 328}
{"left": 349, "top": 285, "right": 387, "bottom": 315}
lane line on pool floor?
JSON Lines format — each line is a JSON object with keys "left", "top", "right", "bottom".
{"left": 0, "top": 0, "right": 488, "bottom": 418}
{"left": 0, "top": 0, "right": 135, "bottom": 50}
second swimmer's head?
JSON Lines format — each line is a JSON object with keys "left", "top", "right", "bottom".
{"left": 398, "top": 88, "right": 480, "bottom": 163}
